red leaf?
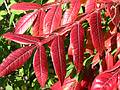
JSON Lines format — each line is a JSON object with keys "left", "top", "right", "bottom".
{"left": 85, "top": 0, "right": 97, "bottom": 14}
{"left": 105, "top": 34, "right": 117, "bottom": 51}
{"left": 98, "top": 0, "right": 112, "bottom": 3}
{"left": 50, "top": 35, "right": 66, "bottom": 85}
{"left": 70, "top": 23, "right": 84, "bottom": 73}
{"left": 3, "top": 32, "right": 40, "bottom": 44}
{"left": 114, "top": 47, "right": 120, "bottom": 62}
{"left": 68, "top": 44, "right": 73, "bottom": 61}
{"left": 10, "top": 2, "right": 41, "bottom": 11}
{"left": 51, "top": 77, "right": 78, "bottom": 90}
{"left": 92, "top": 53, "right": 100, "bottom": 68}
{"left": 89, "top": 11, "right": 105, "bottom": 55}
{"left": 33, "top": 46, "right": 48, "bottom": 87}
{"left": 86, "top": 30, "right": 94, "bottom": 55}
{"left": 0, "top": 46, "right": 35, "bottom": 77}
{"left": 15, "top": 11, "right": 38, "bottom": 34}
{"left": 32, "top": 10, "right": 45, "bottom": 36}
{"left": 43, "top": 5, "right": 62, "bottom": 34}
{"left": 105, "top": 51, "right": 114, "bottom": 70}
{"left": 61, "top": 0, "right": 81, "bottom": 25}
{"left": 106, "top": 2, "right": 120, "bottom": 27}
{"left": 91, "top": 60, "right": 120, "bottom": 90}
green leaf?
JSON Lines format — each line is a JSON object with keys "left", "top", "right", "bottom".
{"left": 0, "top": 0, "right": 3, "bottom": 6}
{"left": 6, "top": 84, "right": 13, "bottom": 90}
{"left": 9, "top": 13, "right": 15, "bottom": 26}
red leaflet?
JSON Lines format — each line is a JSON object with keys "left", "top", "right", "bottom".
{"left": 33, "top": 46, "right": 48, "bottom": 87}
{"left": 85, "top": 0, "right": 97, "bottom": 14}
{"left": 70, "top": 23, "right": 84, "bottom": 73}
{"left": 50, "top": 35, "right": 66, "bottom": 85}
{"left": 3, "top": 32, "right": 40, "bottom": 44}
{"left": 91, "top": 60, "right": 120, "bottom": 90}
{"left": 15, "top": 11, "right": 38, "bottom": 34}
{"left": 32, "top": 10, "right": 45, "bottom": 37}
{"left": 89, "top": 11, "right": 104, "bottom": 55}
{"left": 114, "top": 47, "right": 120, "bottom": 62}
{"left": 68, "top": 44, "right": 73, "bottom": 61}
{"left": 98, "top": 0, "right": 112, "bottom": 3}
{"left": 105, "top": 51, "right": 114, "bottom": 70}
{"left": 43, "top": 5, "right": 62, "bottom": 34}
{"left": 10, "top": 2, "right": 41, "bottom": 11}
{"left": 107, "top": 2, "right": 120, "bottom": 27}
{"left": 0, "top": 46, "right": 35, "bottom": 77}
{"left": 86, "top": 30, "right": 94, "bottom": 55}
{"left": 92, "top": 53, "right": 100, "bottom": 68}
{"left": 51, "top": 77, "right": 79, "bottom": 90}
{"left": 61, "top": 0, "right": 81, "bottom": 25}
{"left": 105, "top": 34, "right": 117, "bottom": 51}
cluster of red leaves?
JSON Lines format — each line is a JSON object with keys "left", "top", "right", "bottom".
{"left": 0, "top": 0, "right": 120, "bottom": 89}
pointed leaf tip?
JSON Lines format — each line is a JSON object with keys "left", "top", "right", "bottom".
{"left": 0, "top": 46, "right": 35, "bottom": 77}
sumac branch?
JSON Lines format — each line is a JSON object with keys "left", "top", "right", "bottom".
{"left": 0, "top": 0, "right": 120, "bottom": 89}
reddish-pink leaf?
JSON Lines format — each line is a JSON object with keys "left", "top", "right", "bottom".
{"left": 3, "top": 32, "right": 40, "bottom": 44}
{"left": 91, "top": 60, "right": 120, "bottom": 90}
{"left": 106, "top": 2, "right": 120, "bottom": 27}
{"left": 105, "top": 34, "right": 117, "bottom": 51}
{"left": 117, "top": 33, "right": 120, "bottom": 49}
{"left": 50, "top": 35, "right": 66, "bottom": 85}
{"left": 85, "top": 0, "right": 97, "bottom": 14}
{"left": 86, "top": 30, "right": 94, "bottom": 55}
{"left": 43, "top": 5, "right": 62, "bottom": 34}
{"left": 70, "top": 23, "right": 84, "bottom": 73}
{"left": 114, "top": 47, "right": 120, "bottom": 62}
{"left": 68, "top": 44, "right": 73, "bottom": 61}
{"left": 98, "top": 0, "right": 112, "bottom": 3}
{"left": 61, "top": 0, "right": 81, "bottom": 25}
{"left": 0, "top": 46, "right": 35, "bottom": 77}
{"left": 89, "top": 11, "right": 105, "bottom": 55}
{"left": 51, "top": 77, "right": 77, "bottom": 90}
{"left": 10, "top": 2, "right": 41, "bottom": 11}
{"left": 51, "top": 80, "right": 63, "bottom": 90}
{"left": 32, "top": 10, "right": 45, "bottom": 37}
{"left": 15, "top": 11, "right": 38, "bottom": 34}
{"left": 92, "top": 53, "right": 100, "bottom": 68}
{"left": 105, "top": 51, "right": 114, "bottom": 70}
{"left": 33, "top": 46, "right": 48, "bottom": 87}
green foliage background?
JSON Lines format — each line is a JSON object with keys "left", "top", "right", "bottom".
{"left": 0, "top": 0, "right": 58, "bottom": 90}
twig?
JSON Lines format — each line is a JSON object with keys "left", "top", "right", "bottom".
{"left": 3, "top": 0, "right": 15, "bottom": 27}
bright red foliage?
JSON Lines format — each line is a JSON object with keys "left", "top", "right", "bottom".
{"left": 0, "top": 46, "right": 35, "bottom": 77}
{"left": 0, "top": 0, "right": 120, "bottom": 89}
{"left": 43, "top": 5, "right": 62, "bottom": 34}
{"left": 33, "top": 46, "right": 48, "bottom": 87}
{"left": 89, "top": 11, "right": 105, "bottom": 55}
{"left": 50, "top": 35, "right": 66, "bottom": 85}
{"left": 70, "top": 23, "right": 84, "bottom": 73}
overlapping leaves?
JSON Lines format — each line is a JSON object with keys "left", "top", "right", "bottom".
{"left": 0, "top": 0, "right": 120, "bottom": 89}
